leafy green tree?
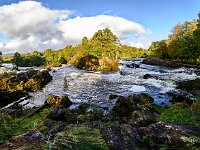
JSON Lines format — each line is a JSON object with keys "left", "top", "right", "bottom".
{"left": 193, "top": 13, "right": 200, "bottom": 62}
{"left": 13, "top": 52, "right": 22, "bottom": 68}
{"left": 149, "top": 40, "right": 169, "bottom": 59}
{"left": 90, "top": 28, "right": 120, "bottom": 58}
{"left": 0, "top": 51, "right": 2, "bottom": 65}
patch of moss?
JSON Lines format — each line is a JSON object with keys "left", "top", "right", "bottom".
{"left": 45, "top": 125, "right": 108, "bottom": 150}
{"left": 0, "top": 107, "right": 51, "bottom": 143}
{"left": 157, "top": 101, "right": 200, "bottom": 128}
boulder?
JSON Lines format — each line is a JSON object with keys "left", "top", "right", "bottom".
{"left": 0, "top": 90, "right": 28, "bottom": 108}
{"left": 45, "top": 95, "right": 72, "bottom": 108}
{"left": 111, "top": 94, "right": 157, "bottom": 127}
{"left": 168, "top": 92, "right": 194, "bottom": 105}
{"left": 109, "top": 94, "right": 119, "bottom": 100}
{"left": 76, "top": 54, "right": 99, "bottom": 71}
{"left": 126, "top": 63, "right": 140, "bottom": 68}
{"left": 138, "top": 121, "right": 200, "bottom": 149}
{"left": 143, "top": 74, "right": 151, "bottom": 79}
{"left": 4, "top": 103, "right": 23, "bottom": 117}
{"left": 100, "top": 127, "right": 125, "bottom": 150}
{"left": 46, "top": 107, "right": 68, "bottom": 121}
{"left": 0, "top": 131, "right": 45, "bottom": 149}
{"left": 177, "top": 78, "right": 200, "bottom": 97}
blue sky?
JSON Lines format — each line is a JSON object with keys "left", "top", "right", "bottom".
{"left": 0, "top": 0, "right": 199, "bottom": 53}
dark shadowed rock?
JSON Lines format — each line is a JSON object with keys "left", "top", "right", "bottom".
{"left": 100, "top": 127, "right": 125, "bottom": 150}
{"left": 126, "top": 63, "right": 140, "bottom": 68}
{"left": 177, "top": 78, "right": 200, "bottom": 97}
{"left": 142, "top": 58, "right": 200, "bottom": 69}
{"left": 121, "top": 124, "right": 147, "bottom": 149}
{"left": 168, "top": 92, "right": 194, "bottom": 105}
{"left": 109, "top": 94, "right": 119, "bottom": 100}
{"left": 4, "top": 103, "right": 23, "bottom": 117}
{"left": 143, "top": 74, "right": 151, "bottom": 79}
{"left": 111, "top": 93, "right": 157, "bottom": 127}
{"left": 138, "top": 121, "right": 200, "bottom": 149}
{"left": 0, "top": 90, "right": 28, "bottom": 108}
{"left": 46, "top": 107, "right": 67, "bottom": 121}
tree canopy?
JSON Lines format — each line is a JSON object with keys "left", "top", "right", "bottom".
{"left": 149, "top": 13, "right": 200, "bottom": 63}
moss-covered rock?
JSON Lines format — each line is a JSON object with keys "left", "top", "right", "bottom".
{"left": 157, "top": 101, "right": 200, "bottom": 128}
{"left": 111, "top": 93, "right": 157, "bottom": 127}
{"left": 0, "top": 70, "right": 52, "bottom": 92}
{"left": 45, "top": 95, "right": 72, "bottom": 108}
{"left": 76, "top": 54, "right": 99, "bottom": 71}
{"left": 46, "top": 107, "right": 68, "bottom": 121}
{"left": 0, "top": 70, "right": 52, "bottom": 107}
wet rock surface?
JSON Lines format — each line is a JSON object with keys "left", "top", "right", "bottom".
{"left": 177, "top": 78, "right": 200, "bottom": 97}
{"left": 126, "top": 63, "right": 140, "bottom": 68}
{"left": 168, "top": 92, "right": 194, "bottom": 105}
{"left": 0, "top": 70, "right": 52, "bottom": 107}
{"left": 0, "top": 90, "right": 28, "bottom": 107}
{"left": 142, "top": 57, "right": 200, "bottom": 69}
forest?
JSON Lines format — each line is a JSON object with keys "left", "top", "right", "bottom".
{"left": 149, "top": 13, "right": 200, "bottom": 64}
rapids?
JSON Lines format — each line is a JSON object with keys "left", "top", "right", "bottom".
{"left": 4, "top": 58, "right": 199, "bottom": 108}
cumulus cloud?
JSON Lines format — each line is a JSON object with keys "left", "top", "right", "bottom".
{"left": 58, "top": 15, "right": 145, "bottom": 44}
{"left": 0, "top": 1, "right": 150, "bottom": 54}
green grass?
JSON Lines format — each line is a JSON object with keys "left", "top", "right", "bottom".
{"left": 45, "top": 125, "right": 108, "bottom": 150}
{"left": 157, "top": 100, "right": 200, "bottom": 128}
{"left": 0, "top": 107, "right": 51, "bottom": 143}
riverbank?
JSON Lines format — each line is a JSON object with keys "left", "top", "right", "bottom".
{"left": 142, "top": 57, "right": 200, "bottom": 70}
{"left": 0, "top": 94, "right": 200, "bottom": 149}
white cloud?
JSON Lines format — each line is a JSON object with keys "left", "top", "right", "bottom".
{"left": 58, "top": 15, "right": 145, "bottom": 44}
{"left": 0, "top": 1, "right": 150, "bottom": 54}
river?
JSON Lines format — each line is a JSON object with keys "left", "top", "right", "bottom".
{"left": 3, "top": 58, "right": 199, "bottom": 108}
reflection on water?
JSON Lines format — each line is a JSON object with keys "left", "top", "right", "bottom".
{"left": 18, "top": 59, "right": 200, "bottom": 107}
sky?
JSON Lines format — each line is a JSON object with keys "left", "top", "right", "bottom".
{"left": 0, "top": 0, "right": 199, "bottom": 54}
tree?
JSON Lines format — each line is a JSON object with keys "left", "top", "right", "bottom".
{"left": 90, "top": 28, "right": 120, "bottom": 58}
{"left": 13, "top": 52, "right": 22, "bottom": 68}
{"left": 149, "top": 40, "right": 169, "bottom": 59}
{"left": 168, "top": 23, "right": 184, "bottom": 59}
{"left": 193, "top": 13, "right": 200, "bottom": 62}
{"left": 0, "top": 51, "right": 2, "bottom": 65}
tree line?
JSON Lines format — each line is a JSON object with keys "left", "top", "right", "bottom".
{"left": 5, "top": 28, "right": 148, "bottom": 71}
{"left": 149, "top": 13, "right": 200, "bottom": 63}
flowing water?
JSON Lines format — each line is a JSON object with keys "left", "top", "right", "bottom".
{"left": 4, "top": 59, "right": 199, "bottom": 108}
